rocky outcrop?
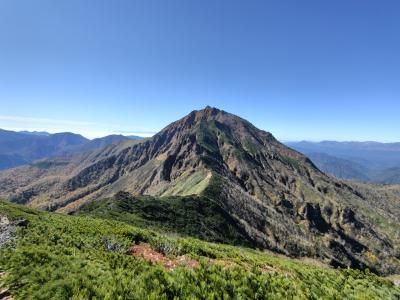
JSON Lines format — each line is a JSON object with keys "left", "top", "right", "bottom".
{"left": 0, "top": 215, "right": 28, "bottom": 248}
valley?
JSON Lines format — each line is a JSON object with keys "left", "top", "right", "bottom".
{"left": 287, "top": 141, "right": 400, "bottom": 184}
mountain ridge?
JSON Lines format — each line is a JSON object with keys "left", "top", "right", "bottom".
{"left": 0, "top": 129, "right": 144, "bottom": 170}
{"left": 0, "top": 106, "right": 399, "bottom": 274}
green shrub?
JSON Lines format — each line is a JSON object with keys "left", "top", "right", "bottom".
{"left": 1, "top": 200, "right": 399, "bottom": 299}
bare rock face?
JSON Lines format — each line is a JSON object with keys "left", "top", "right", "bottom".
{"left": 0, "top": 106, "right": 399, "bottom": 275}
{"left": 0, "top": 215, "right": 15, "bottom": 248}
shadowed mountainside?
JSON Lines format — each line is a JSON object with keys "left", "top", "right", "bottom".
{"left": 76, "top": 191, "right": 254, "bottom": 247}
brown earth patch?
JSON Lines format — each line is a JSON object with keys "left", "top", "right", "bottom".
{"left": 128, "top": 243, "right": 285, "bottom": 274}
{"left": 128, "top": 243, "right": 200, "bottom": 270}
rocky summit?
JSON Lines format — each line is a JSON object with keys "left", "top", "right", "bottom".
{"left": 0, "top": 106, "right": 399, "bottom": 275}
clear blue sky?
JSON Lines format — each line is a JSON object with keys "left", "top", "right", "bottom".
{"left": 0, "top": 0, "right": 399, "bottom": 141}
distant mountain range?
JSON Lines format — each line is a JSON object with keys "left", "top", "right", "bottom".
{"left": 286, "top": 141, "right": 400, "bottom": 184}
{"left": 1, "top": 107, "right": 399, "bottom": 275}
{"left": 0, "top": 129, "right": 142, "bottom": 170}
{"left": 2, "top": 128, "right": 400, "bottom": 185}
{"left": 19, "top": 130, "right": 51, "bottom": 136}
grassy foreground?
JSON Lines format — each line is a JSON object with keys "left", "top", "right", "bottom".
{"left": 0, "top": 200, "right": 399, "bottom": 299}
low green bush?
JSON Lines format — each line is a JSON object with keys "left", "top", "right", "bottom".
{"left": 1, "top": 200, "right": 399, "bottom": 299}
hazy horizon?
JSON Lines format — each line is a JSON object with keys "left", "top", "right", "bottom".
{"left": 1, "top": 120, "right": 399, "bottom": 144}
{"left": 1, "top": 105, "right": 399, "bottom": 142}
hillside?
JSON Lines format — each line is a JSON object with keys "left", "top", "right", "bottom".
{"left": 286, "top": 141, "right": 400, "bottom": 168}
{"left": 76, "top": 191, "right": 254, "bottom": 247}
{"left": 0, "top": 129, "right": 88, "bottom": 170}
{"left": 287, "top": 141, "right": 400, "bottom": 183}
{"left": 0, "top": 107, "right": 399, "bottom": 275}
{"left": 368, "top": 167, "right": 400, "bottom": 184}
{"left": 0, "top": 130, "right": 139, "bottom": 170}
{"left": 1, "top": 201, "right": 399, "bottom": 299}
{"left": 301, "top": 152, "right": 369, "bottom": 181}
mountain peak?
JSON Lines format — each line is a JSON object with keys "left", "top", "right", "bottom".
{"left": 190, "top": 105, "right": 225, "bottom": 120}
{"left": 159, "top": 106, "right": 229, "bottom": 134}
{"left": 202, "top": 105, "right": 223, "bottom": 114}
{"left": 2, "top": 108, "right": 399, "bottom": 275}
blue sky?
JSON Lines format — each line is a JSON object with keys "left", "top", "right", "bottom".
{"left": 0, "top": 0, "right": 399, "bottom": 141}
